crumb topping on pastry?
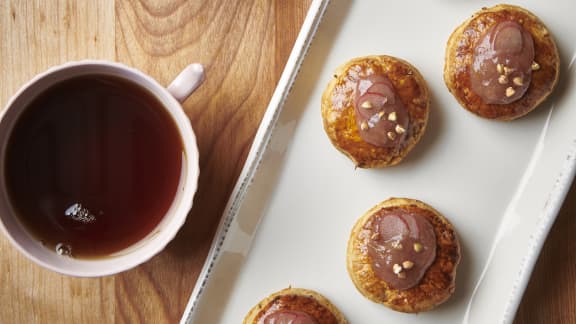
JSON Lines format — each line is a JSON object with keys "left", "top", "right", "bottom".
{"left": 365, "top": 206, "right": 436, "bottom": 290}
{"left": 470, "top": 21, "right": 535, "bottom": 104}
{"left": 354, "top": 73, "right": 409, "bottom": 147}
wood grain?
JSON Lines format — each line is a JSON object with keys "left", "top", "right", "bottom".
{"left": 514, "top": 180, "right": 576, "bottom": 324}
{"left": 0, "top": 1, "right": 116, "bottom": 324}
{"left": 1, "top": 0, "right": 310, "bottom": 323}
{"left": 114, "top": 0, "right": 286, "bottom": 322}
{"left": 0, "top": 0, "right": 574, "bottom": 323}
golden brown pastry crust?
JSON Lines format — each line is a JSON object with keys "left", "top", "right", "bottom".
{"left": 346, "top": 198, "right": 460, "bottom": 313}
{"left": 243, "top": 287, "right": 348, "bottom": 324}
{"left": 444, "top": 4, "right": 560, "bottom": 120}
{"left": 321, "top": 55, "right": 430, "bottom": 168}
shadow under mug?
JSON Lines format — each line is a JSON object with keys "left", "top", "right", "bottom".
{"left": 0, "top": 60, "right": 204, "bottom": 277}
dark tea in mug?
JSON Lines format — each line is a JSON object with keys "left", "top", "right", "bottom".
{"left": 4, "top": 74, "right": 184, "bottom": 258}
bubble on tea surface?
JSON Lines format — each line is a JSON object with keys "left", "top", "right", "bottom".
{"left": 55, "top": 243, "right": 72, "bottom": 257}
{"left": 64, "top": 203, "right": 96, "bottom": 224}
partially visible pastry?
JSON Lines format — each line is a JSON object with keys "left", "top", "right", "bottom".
{"left": 444, "top": 4, "right": 560, "bottom": 120}
{"left": 243, "top": 287, "right": 347, "bottom": 324}
{"left": 346, "top": 198, "right": 460, "bottom": 313}
{"left": 321, "top": 55, "right": 430, "bottom": 168}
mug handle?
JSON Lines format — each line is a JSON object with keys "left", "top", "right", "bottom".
{"left": 167, "top": 63, "right": 205, "bottom": 103}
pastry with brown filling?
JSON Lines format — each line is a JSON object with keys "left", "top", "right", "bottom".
{"left": 243, "top": 287, "right": 347, "bottom": 324}
{"left": 444, "top": 4, "right": 560, "bottom": 120}
{"left": 321, "top": 55, "right": 430, "bottom": 168}
{"left": 346, "top": 198, "right": 460, "bottom": 313}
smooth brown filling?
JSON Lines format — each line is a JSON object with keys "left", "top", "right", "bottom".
{"left": 256, "top": 294, "right": 338, "bottom": 324}
{"left": 470, "top": 20, "right": 535, "bottom": 104}
{"left": 354, "top": 73, "right": 409, "bottom": 147}
{"left": 260, "top": 310, "right": 318, "bottom": 324}
{"left": 366, "top": 207, "right": 436, "bottom": 290}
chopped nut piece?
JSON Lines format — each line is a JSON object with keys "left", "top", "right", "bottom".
{"left": 498, "top": 75, "right": 508, "bottom": 84}
{"left": 361, "top": 101, "right": 373, "bottom": 109}
{"left": 387, "top": 111, "right": 397, "bottom": 121}
{"left": 503, "top": 66, "right": 514, "bottom": 75}
{"left": 506, "top": 87, "right": 515, "bottom": 97}
{"left": 378, "top": 111, "right": 385, "bottom": 119}
{"left": 360, "top": 121, "right": 369, "bottom": 131}
{"left": 395, "top": 124, "right": 405, "bottom": 134}
{"left": 531, "top": 61, "right": 540, "bottom": 71}
{"left": 387, "top": 131, "right": 397, "bottom": 141}
{"left": 391, "top": 240, "right": 403, "bottom": 249}
{"left": 496, "top": 63, "right": 504, "bottom": 74}
{"left": 392, "top": 263, "right": 403, "bottom": 274}
{"left": 513, "top": 77, "right": 523, "bottom": 86}
{"left": 413, "top": 242, "right": 423, "bottom": 252}
{"left": 402, "top": 260, "right": 414, "bottom": 269}
{"left": 397, "top": 272, "right": 406, "bottom": 279}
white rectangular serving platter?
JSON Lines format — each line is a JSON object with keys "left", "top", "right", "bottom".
{"left": 181, "top": 0, "right": 576, "bottom": 323}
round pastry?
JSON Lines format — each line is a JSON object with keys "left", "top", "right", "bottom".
{"left": 444, "top": 4, "right": 560, "bottom": 120}
{"left": 321, "top": 55, "right": 430, "bottom": 168}
{"left": 346, "top": 198, "right": 460, "bottom": 313}
{"left": 243, "top": 287, "right": 347, "bottom": 324}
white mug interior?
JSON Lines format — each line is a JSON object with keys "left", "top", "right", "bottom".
{"left": 0, "top": 61, "right": 201, "bottom": 277}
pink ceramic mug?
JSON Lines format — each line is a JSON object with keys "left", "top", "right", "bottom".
{"left": 0, "top": 61, "right": 204, "bottom": 277}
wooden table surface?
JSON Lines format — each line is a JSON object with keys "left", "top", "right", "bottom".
{"left": 0, "top": 1, "right": 574, "bottom": 323}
